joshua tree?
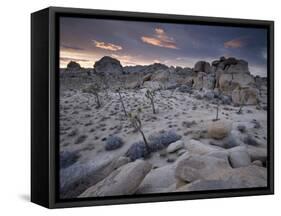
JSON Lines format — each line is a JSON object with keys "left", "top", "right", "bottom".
{"left": 82, "top": 84, "right": 101, "bottom": 108}
{"left": 116, "top": 87, "right": 128, "bottom": 117}
{"left": 214, "top": 99, "right": 220, "bottom": 121}
{"left": 128, "top": 112, "right": 150, "bottom": 151}
{"left": 145, "top": 89, "right": 156, "bottom": 114}
{"left": 237, "top": 92, "right": 249, "bottom": 114}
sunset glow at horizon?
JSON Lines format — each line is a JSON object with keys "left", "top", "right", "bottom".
{"left": 60, "top": 17, "right": 268, "bottom": 77}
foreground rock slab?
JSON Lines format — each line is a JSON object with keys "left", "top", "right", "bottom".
{"left": 79, "top": 160, "right": 152, "bottom": 197}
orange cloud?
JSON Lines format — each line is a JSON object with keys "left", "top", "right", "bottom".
{"left": 93, "top": 40, "right": 122, "bottom": 51}
{"left": 141, "top": 28, "right": 178, "bottom": 49}
{"left": 224, "top": 37, "right": 246, "bottom": 48}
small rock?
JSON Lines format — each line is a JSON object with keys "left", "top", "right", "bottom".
{"left": 177, "top": 149, "right": 187, "bottom": 156}
{"left": 207, "top": 120, "right": 232, "bottom": 139}
{"left": 167, "top": 140, "right": 184, "bottom": 153}
{"left": 252, "top": 160, "right": 263, "bottom": 167}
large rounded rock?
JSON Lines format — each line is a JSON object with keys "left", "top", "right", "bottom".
{"left": 60, "top": 155, "right": 128, "bottom": 198}
{"left": 232, "top": 86, "right": 258, "bottom": 105}
{"left": 207, "top": 165, "right": 267, "bottom": 187}
{"left": 184, "top": 139, "right": 222, "bottom": 155}
{"left": 94, "top": 56, "right": 123, "bottom": 75}
{"left": 136, "top": 164, "right": 177, "bottom": 194}
{"left": 67, "top": 61, "right": 81, "bottom": 70}
{"left": 229, "top": 147, "right": 251, "bottom": 168}
{"left": 175, "top": 154, "right": 231, "bottom": 182}
{"left": 79, "top": 160, "right": 152, "bottom": 197}
{"left": 207, "top": 120, "right": 232, "bottom": 139}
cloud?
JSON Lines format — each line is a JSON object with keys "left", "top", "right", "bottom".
{"left": 61, "top": 44, "right": 85, "bottom": 51}
{"left": 60, "top": 57, "right": 89, "bottom": 62}
{"left": 141, "top": 28, "right": 178, "bottom": 49}
{"left": 224, "top": 37, "right": 247, "bottom": 48}
{"left": 93, "top": 40, "right": 122, "bottom": 51}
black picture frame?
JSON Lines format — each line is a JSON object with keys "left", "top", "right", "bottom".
{"left": 31, "top": 6, "right": 274, "bottom": 209}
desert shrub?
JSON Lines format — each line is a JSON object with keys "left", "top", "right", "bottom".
{"left": 148, "top": 130, "right": 182, "bottom": 152}
{"left": 125, "top": 141, "right": 150, "bottom": 161}
{"left": 60, "top": 150, "right": 79, "bottom": 169}
{"left": 204, "top": 91, "right": 215, "bottom": 100}
{"left": 237, "top": 125, "right": 246, "bottom": 133}
{"left": 75, "top": 134, "right": 87, "bottom": 144}
{"left": 244, "top": 135, "right": 259, "bottom": 146}
{"left": 220, "top": 95, "right": 232, "bottom": 105}
{"left": 105, "top": 135, "right": 124, "bottom": 151}
{"left": 178, "top": 85, "right": 193, "bottom": 94}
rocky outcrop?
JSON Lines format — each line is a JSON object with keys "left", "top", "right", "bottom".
{"left": 79, "top": 160, "right": 152, "bottom": 197}
{"left": 232, "top": 86, "right": 258, "bottom": 105}
{"left": 193, "top": 61, "right": 212, "bottom": 73}
{"left": 218, "top": 72, "right": 255, "bottom": 94}
{"left": 212, "top": 57, "right": 249, "bottom": 74}
{"left": 93, "top": 56, "right": 123, "bottom": 75}
{"left": 67, "top": 61, "right": 81, "bottom": 70}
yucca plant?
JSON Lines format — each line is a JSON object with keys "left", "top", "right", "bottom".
{"left": 116, "top": 87, "right": 128, "bottom": 117}
{"left": 128, "top": 112, "right": 150, "bottom": 151}
{"left": 214, "top": 98, "right": 220, "bottom": 121}
{"left": 82, "top": 84, "right": 101, "bottom": 108}
{"left": 145, "top": 89, "right": 156, "bottom": 114}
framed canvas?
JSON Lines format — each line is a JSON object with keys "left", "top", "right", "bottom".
{"left": 31, "top": 7, "right": 274, "bottom": 208}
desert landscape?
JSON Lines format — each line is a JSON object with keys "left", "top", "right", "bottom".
{"left": 59, "top": 56, "right": 268, "bottom": 199}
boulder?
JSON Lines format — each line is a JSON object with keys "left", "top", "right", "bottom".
{"left": 136, "top": 164, "right": 177, "bottom": 194}
{"left": 167, "top": 140, "right": 184, "bottom": 153}
{"left": 207, "top": 120, "right": 232, "bottom": 139}
{"left": 232, "top": 86, "right": 258, "bottom": 105}
{"left": 79, "top": 160, "right": 152, "bottom": 197}
{"left": 143, "top": 81, "right": 162, "bottom": 90}
{"left": 184, "top": 139, "right": 222, "bottom": 155}
{"left": 206, "top": 150, "right": 229, "bottom": 161}
{"left": 60, "top": 155, "right": 128, "bottom": 198}
{"left": 67, "top": 61, "right": 81, "bottom": 70}
{"left": 192, "top": 72, "right": 205, "bottom": 90}
{"left": 206, "top": 165, "right": 267, "bottom": 188}
{"left": 94, "top": 56, "right": 123, "bottom": 75}
{"left": 218, "top": 73, "right": 255, "bottom": 94}
{"left": 175, "top": 154, "right": 231, "bottom": 182}
{"left": 193, "top": 61, "right": 212, "bottom": 73}
{"left": 247, "top": 145, "right": 267, "bottom": 163}
{"left": 229, "top": 147, "right": 251, "bottom": 168}
{"left": 225, "top": 59, "right": 249, "bottom": 74}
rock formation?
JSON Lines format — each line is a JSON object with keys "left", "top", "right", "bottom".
{"left": 93, "top": 56, "right": 124, "bottom": 76}
{"left": 67, "top": 61, "right": 81, "bottom": 70}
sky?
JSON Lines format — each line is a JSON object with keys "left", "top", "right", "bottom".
{"left": 60, "top": 17, "right": 268, "bottom": 77}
